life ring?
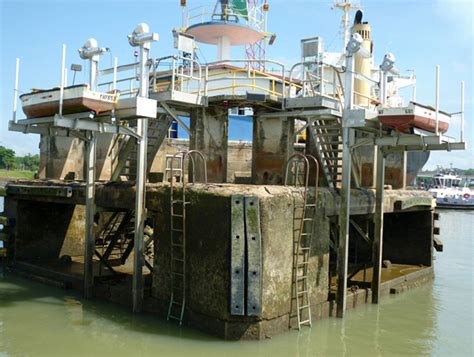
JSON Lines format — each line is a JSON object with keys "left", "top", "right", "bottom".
{"left": 463, "top": 193, "right": 470, "bottom": 199}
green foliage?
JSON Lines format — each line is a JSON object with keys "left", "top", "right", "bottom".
{"left": 0, "top": 146, "right": 39, "bottom": 172}
{"left": 15, "top": 154, "right": 40, "bottom": 171}
{"left": 0, "top": 146, "right": 16, "bottom": 170}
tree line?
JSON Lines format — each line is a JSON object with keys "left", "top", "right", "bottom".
{"left": 0, "top": 146, "right": 39, "bottom": 172}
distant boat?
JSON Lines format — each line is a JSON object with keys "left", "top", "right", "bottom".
{"left": 378, "top": 101, "right": 451, "bottom": 134}
{"left": 20, "top": 84, "right": 119, "bottom": 118}
{"left": 428, "top": 170, "right": 474, "bottom": 209}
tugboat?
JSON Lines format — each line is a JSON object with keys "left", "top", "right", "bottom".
{"left": 428, "top": 170, "right": 474, "bottom": 209}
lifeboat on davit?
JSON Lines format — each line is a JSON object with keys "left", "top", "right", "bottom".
{"left": 378, "top": 101, "right": 451, "bottom": 134}
{"left": 20, "top": 84, "right": 119, "bottom": 119}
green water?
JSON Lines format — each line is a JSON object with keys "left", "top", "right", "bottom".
{"left": 0, "top": 201, "right": 472, "bottom": 356}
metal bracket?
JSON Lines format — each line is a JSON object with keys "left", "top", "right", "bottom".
{"left": 230, "top": 195, "right": 245, "bottom": 316}
{"left": 6, "top": 184, "right": 73, "bottom": 198}
{"left": 161, "top": 102, "right": 191, "bottom": 135}
{"left": 244, "top": 195, "right": 262, "bottom": 317}
{"left": 229, "top": 195, "right": 263, "bottom": 317}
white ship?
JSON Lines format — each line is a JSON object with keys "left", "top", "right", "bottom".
{"left": 429, "top": 170, "right": 474, "bottom": 209}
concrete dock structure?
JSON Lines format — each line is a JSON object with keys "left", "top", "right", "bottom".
{"left": 0, "top": 1, "right": 468, "bottom": 341}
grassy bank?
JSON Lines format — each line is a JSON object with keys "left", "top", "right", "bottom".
{"left": 0, "top": 170, "right": 35, "bottom": 180}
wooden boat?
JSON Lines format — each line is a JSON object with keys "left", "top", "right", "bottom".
{"left": 378, "top": 101, "right": 451, "bottom": 134}
{"left": 20, "top": 84, "right": 119, "bottom": 118}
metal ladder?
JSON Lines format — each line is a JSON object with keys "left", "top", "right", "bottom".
{"left": 285, "top": 153, "right": 320, "bottom": 330}
{"left": 167, "top": 150, "right": 207, "bottom": 325}
{"left": 111, "top": 114, "right": 173, "bottom": 181}
{"left": 164, "top": 154, "right": 183, "bottom": 183}
{"left": 307, "top": 117, "right": 343, "bottom": 189}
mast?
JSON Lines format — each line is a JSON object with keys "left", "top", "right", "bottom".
{"left": 334, "top": 1, "right": 360, "bottom": 52}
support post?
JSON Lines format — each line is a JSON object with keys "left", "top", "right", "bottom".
{"left": 336, "top": 36, "right": 363, "bottom": 317}
{"left": 336, "top": 127, "right": 353, "bottom": 318}
{"left": 401, "top": 151, "right": 407, "bottom": 189}
{"left": 128, "top": 23, "right": 158, "bottom": 313}
{"left": 251, "top": 115, "right": 294, "bottom": 184}
{"left": 59, "top": 44, "right": 67, "bottom": 116}
{"left": 435, "top": 65, "right": 440, "bottom": 135}
{"left": 372, "top": 148, "right": 385, "bottom": 304}
{"left": 84, "top": 132, "right": 96, "bottom": 297}
{"left": 80, "top": 39, "right": 106, "bottom": 297}
{"left": 12, "top": 58, "right": 20, "bottom": 123}
{"left": 190, "top": 106, "right": 228, "bottom": 183}
{"left": 461, "top": 81, "right": 465, "bottom": 143}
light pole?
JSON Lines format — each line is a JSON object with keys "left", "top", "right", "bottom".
{"left": 78, "top": 38, "right": 107, "bottom": 298}
{"left": 128, "top": 23, "right": 159, "bottom": 313}
{"left": 337, "top": 32, "right": 363, "bottom": 318}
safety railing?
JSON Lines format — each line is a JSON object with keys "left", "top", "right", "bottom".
{"left": 202, "top": 59, "right": 288, "bottom": 99}
{"left": 98, "top": 60, "right": 141, "bottom": 98}
{"left": 288, "top": 61, "right": 344, "bottom": 109}
{"left": 184, "top": 3, "right": 266, "bottom": 33}
{"left": 151, "top": 55, "right": 203, "bottom": 95}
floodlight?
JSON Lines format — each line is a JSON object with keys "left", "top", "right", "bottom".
{"left": 269, "top": 33, "right": 277, "bottom": 45}
{"left": 346, "top": 33, "right": 363, "bottom": 55}
{"left": 71, "top": 64, "right": 82, "bottom": 72}
{"left": 128, "top": 23, "right": 159, "bottom": 47}
{"left": 380, "top": 52, "right": 395, "bottom": 72}
{"left": 78, "top": 38, "right": 108, "bottom": 60}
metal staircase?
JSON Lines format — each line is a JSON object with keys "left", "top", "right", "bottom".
{"left": 167, "top": 150, "right": 207, "bottom": 326}
{"left": 95, "top": 210, "right": 135, "bottom": 273}
{"left": 307, "top": 117, "right": 343, "bottom": 189}
{"left": 111, "top": 114, "right": 173, "bottom": 181}
{"left": 284, "top": 153, "right": 320, "bottom": 330}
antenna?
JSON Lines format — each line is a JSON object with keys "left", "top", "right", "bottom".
{"left": 333, "top": 0, "right": 361, "bottom": 52}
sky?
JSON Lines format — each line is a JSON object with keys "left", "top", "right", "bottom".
{"left": 0, "top": 0, "right": 472, "bottom": 169}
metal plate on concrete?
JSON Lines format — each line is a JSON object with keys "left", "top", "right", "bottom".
{"left": 244, "top": 195, "right": 262, "bottom": 317}
{"left": 230, "top": 195, "right": 245, "bottom": 316}
{"left": 6, "top": 185, "right": 73, "bottom": 198}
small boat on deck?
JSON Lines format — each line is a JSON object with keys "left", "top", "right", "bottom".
{"left": 378, "top": 101, "right": 451, "bottom": 134}
{"left": 20, "top": 84, "right": 119, "bottom": 118}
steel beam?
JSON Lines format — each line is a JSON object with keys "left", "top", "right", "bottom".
{"left": 131, "top": 27, "right": 157, "bottom": 313}
{"left": 84, "top": 132, "right": 97, "bottom": 298}
{"left": 336, "top": 127, "right": 353, "bottom": 318}
{"left": 372, "top": 147, "right": 385, "bottom": 304}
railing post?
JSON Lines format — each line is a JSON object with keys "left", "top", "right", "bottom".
{"left": 172, "top": 57, "right": 176, "bottom": 91}
{"left": 59, "top": 44, "right": 67, "bottom": 116}
{"left": 113, "top": 57, "right": 118, "bottom": 90}
{"left": 205, "top": 65, "right": 209, "bottom": 96}
{"left": 461, "top": 81, "right": 465, "bottom": 143}
{"left": 435, "top": 65, "right": 440, "bottom": 135}
{"left": 12, "top": 58, "right": 20, "bottom": 124}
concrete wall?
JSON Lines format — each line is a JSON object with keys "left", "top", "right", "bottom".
{"left": 150, "top": 139, "right": 253, "bottom": 183}
{"left": 39, "top": 134, "right": 118, "bottom": 181}
{"left": 151, "top": 185, "right": 329, "bottom": 339}
{"left": 13, "top": 201, "right": 85, "bottom": 261}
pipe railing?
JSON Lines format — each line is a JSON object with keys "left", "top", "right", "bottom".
{"left": 151, "top": 54, "right": 203, "bottom": 95}
{"left": 184, "top": 3, "right": 265, "bottom": 32}
{"left": 203, "top": 59, "right": 286, "bottom": 99}
{"left": 288, "top": 61, "right": 344, "bottom": 107}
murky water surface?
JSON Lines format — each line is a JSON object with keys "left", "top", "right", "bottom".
{"left": 0, "top": 197, "right": 472, "bottom": 356}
